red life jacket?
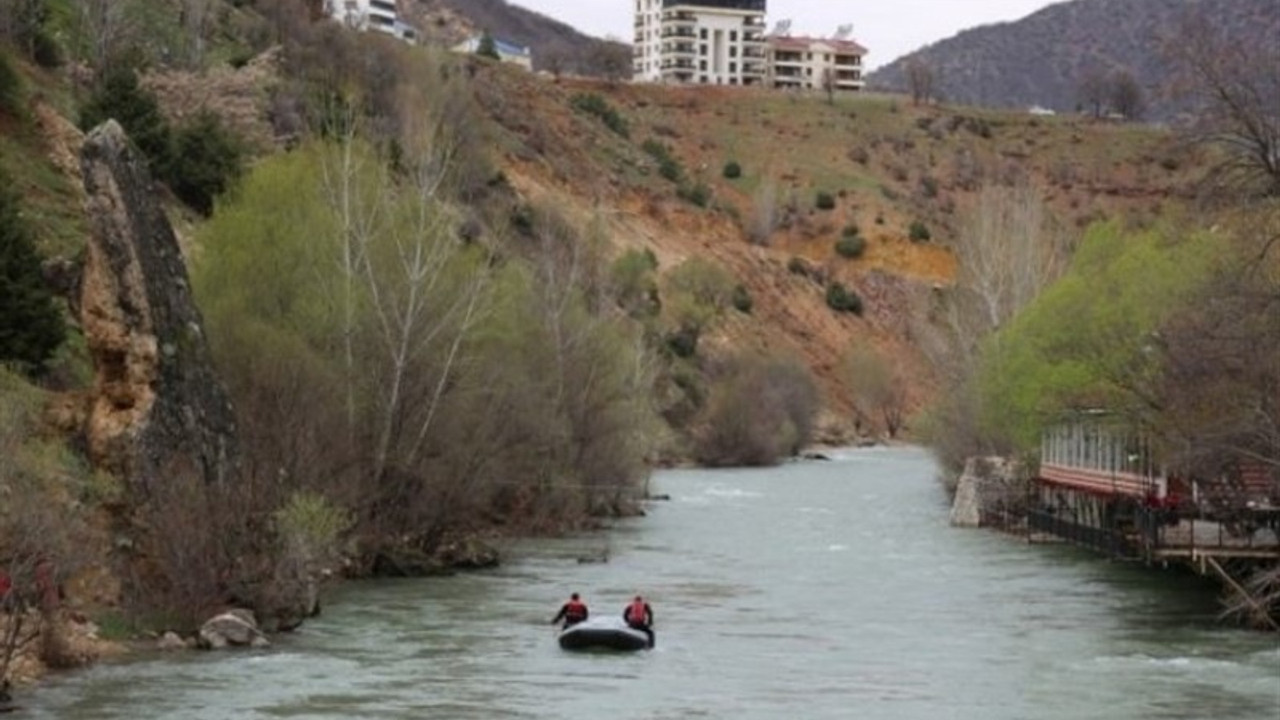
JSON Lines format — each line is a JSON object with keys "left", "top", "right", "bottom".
{"left": 565, "top": 600, "right": 587, "bottom": 621}
{"left": 0, "top": 571, "right": 10, "bottom": 597}
{"left": 627, "top": 600, "right": 647, "bottom": 625}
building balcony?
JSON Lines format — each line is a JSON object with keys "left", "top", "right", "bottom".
{"left": 833, "top": 55, "right": 863, "bottom": 67}
{"left": 772, "top": 52, "right": 803, "bottom": 63}
{"left": 661, "top": 27, "right": 697, "bottom": 37}
{"left": 663, "top": 0, "right": 766, "bottom": 11}
{"left": 663, "top": 43, "right": 697, "bottom": 56}
{"left": 742, "top": 62, "right": 766, "bottom": 76}
{"left": 772, "top": 67, "right": 804, "bottom": 78}
{"left": 662, "top": 11, "right": 697, "bottom": 25}
{"left": 742, "top": 47, "right": 766, "bottom": 58}
{"left": 661, "top": 59, "right": 696, "bottom": 70}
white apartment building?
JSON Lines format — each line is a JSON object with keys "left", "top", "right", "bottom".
{"left": 633, "top": 0, "right": 768, "bottom": 86}
{"left": 325, "top": 0, "right": 417, "bottom": 42}
{"left": 767, "top": 35, "right": 867, "bottom": 92}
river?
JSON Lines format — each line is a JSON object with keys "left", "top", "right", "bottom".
{"left": 22, "top": 447, "right": 1280, "bottom": 719}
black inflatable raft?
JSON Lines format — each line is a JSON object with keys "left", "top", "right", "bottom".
{"left": 557, "top": 617, "right": 650, "bottom": 651}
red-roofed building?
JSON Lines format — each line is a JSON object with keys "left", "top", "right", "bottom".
{"left": 767, "top": 35, "right": 867, "bottom": 92}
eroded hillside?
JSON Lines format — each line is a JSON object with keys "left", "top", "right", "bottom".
{"left": 465, "top": 63, "right": 1198, "bottom": 431}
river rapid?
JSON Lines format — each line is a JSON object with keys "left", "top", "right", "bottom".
{"left": 23, "top": 447, "right": 1280, "bottom": 719}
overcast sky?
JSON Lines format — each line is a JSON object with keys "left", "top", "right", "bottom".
{"left": 509, "top": 0, "right": 1064, "bottom": 69}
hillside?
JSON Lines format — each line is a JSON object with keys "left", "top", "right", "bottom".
{"left": 867, "top": 0, "right": 1280, "bottom": 119}
{"left": 406, "top": 0, "right": 631, "bottom": 76}
{"left": 464, "top": 64, "right": 1200, "bottom": 427}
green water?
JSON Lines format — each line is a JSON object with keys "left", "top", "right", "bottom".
{"left": 23, "top": 447, "right": 1280, "bottom": 719}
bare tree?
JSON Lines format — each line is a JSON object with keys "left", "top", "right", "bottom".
{"left": 906, "top": 57, "right": 934, "bottom": 106}
{"left": 844, "top": 344, "right": 908, "bottom": 438}
{"left": 748, "top": 178, "right": 778, "bottom": 245}
{"left": 1108, "top": 69, "right": 1144, "bottom": 121}
{"left": 1076, "top": 66, "right": 1109, "bottom": 118}
{"left": 585, "top": 40, "right": 632, "bottom": 87}
{"left": 1164, "top": 13, "right": 1280, "bottom": 198}
{"left": 821, "top": 67, "right": 836, "bottom": 105}
{"left": 179, "top": 0, "right": 214, "bottom": 69}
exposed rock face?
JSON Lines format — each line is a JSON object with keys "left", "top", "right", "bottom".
{"left": 950, "top": 456, "right": 1024, "bottom": 527}
{"left": 78, "top": 120, "right": 237, "bottom": 490}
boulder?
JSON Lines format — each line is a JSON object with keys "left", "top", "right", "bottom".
{"left": 197, "top": 610, "right": 267, "bottom": 650}
{"left": 156, "top": 631, "right": 186, "bottom": 651}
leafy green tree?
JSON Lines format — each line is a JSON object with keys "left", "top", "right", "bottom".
{"left": 475, "top": 31, "right": 500, "bottom": 61}
{"left": 977, "top": 221, "right": 1218, "bottom": 451}
{"left": 0, "top": 175, "right": 65, "bottom": 374}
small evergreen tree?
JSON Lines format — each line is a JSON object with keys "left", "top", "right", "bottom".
{"left": 0, "top": 175, "right": 65, "bottom": 374}
{"left": 476, "top": 32, "right": 500, "bottom": 61}
{"left": 79, "top": 66, "right": 173, "bottom": 172}
{"left": 166, "top": 112, "right": 246, "bottom": 216}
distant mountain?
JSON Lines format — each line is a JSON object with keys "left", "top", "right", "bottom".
{"left": 867, "top": 0, "right": 1279, "bottom": 119}
{"left": 407, "top": 0, "right": 631, "bottom": 77}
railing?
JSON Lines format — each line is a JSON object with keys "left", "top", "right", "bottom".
{"left": 663, "top": 0, "right": 766, "bottom": 10}
{"left": 1027, "top": 510, "right": 1137, "bottom": 558}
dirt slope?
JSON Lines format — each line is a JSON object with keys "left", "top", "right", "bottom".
{"left": 467, "top": 63, "right": 1196, "bottom": 432}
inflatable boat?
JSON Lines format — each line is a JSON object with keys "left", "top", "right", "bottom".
{"left": 557, "top": 617, "right": 650, "bottom": 651}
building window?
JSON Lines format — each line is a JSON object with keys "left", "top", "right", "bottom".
{"left": 729, "top": 47, "right": 737, "bottom": 57}
{"left": 700, "top": 28, "right": 708, "bottom": 39}
{"left": 729, "top": 62, "right": 736, "bottom": 73}
{"left": 700, "top": 44, "right": 707, "bottom": 55}
{"left": 730, "top": 30, "right": 737, "bottom": 41}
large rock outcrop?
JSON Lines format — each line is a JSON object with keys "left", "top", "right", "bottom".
{"left": 78, "top": 120, "right": 237, "bottom": 489}
{"left": 950, "top": 456, "right": 1025, "bottom": 527}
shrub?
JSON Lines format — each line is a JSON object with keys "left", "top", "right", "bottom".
{"left": 570, "top": 93, "right": 628, "bottom": 138}
{"left": 731, "top": 284, "right": 753, "bottom": 314}
{"left": 909, "top": 220, "right": 932, "bottom": 242}
{"left": 677, "top": 182, "right": 709, "bottom": 207}
{"left": 695, "top": 353, "right": 819, "bottom": 466}
{"left": 80, "top": 67, "right": 173, "bottom": 172}
{"left": 825, "top": 282, "right": 864, "bottom": 315}
{"left": 723, "top": 160, "right": 742, "bottom": 179}
{"left": 920, "top": 176, "right": 939, "bottom": 198}
{"left": 849, "top": 147, "right": 869, "bottom": 165}
{"left": 0, "top": 174, "right": 66, "bottom": 374}
{"left": 475, "top": 32, "right": 501, "bottom": 61}
{"left": 0, "top": 52, "right": 21, "bottom": 118}
{"left": 787, "top": 256, "right": 810, "bottom": 276}
{"left": 666, "top": 326, "right": 700, "bottom": 358}
{"left": 815, "top": 191, "right": 836, "bottom": 210}
{"left": 165, "top": 112, "right": 246, "bottom": 216}
{"left": 642, "top": 139, "right": 683, "bottom": 182}
{"left": 835, "top": 235, "right": 866, "bottom": 259}
{"left": 842, "top": 223, "right": 860, "bottom": 238}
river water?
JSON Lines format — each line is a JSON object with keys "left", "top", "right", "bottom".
{"left": 23, "top": 447, "right": 1280, "bottom": 719}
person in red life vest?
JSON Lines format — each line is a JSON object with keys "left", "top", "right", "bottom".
{"left": 0, "top": 569, "right": 12, "bottom": 614}
{"left": 551, "top": 592, "right": 589, "bottom": 629}
{"left": 622, "top": 594, "right": 655, "bottom": 648}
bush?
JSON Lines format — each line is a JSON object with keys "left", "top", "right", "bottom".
{"left": 723, "top": 161, "right": 742, "bottom": 179}
{"left": 909, "top": 220, "right": 932, "bottom": 242}
{"left": 825, "top": 282, "right": 864, "bottom": 315}
{"left": 842, "top": 223, "right": 860, "bottom": 239}
{"left": 570, "top": 93, "right": 629, "bottom": 138}
{"left": 677, "top": 182, "right": 710, "bottom": 207}
{"left": 165, "top": 112, "right": 246, "bottom": 216}
{"left": 835, "top": 235, "right": 866, "bottom": 259}
{"left": 695, "top": 353, "right": 819, "bottom": 467}
{"left": 80, "top": 67, "right": 173, "bottom": 172}
{"left": 731, "top": 284, "right": 753, "bottom": 314}
{"left": 815, "top": 191, "right": 836, "bottom": 210}
{"left": 0, "top": 52, "right": 21, "bottom": 118}
{"left": 666, "top": 326, "right": 700, "bottom": 358}
{"left": 0, "top": 174, "right": 66, "bottom": 374}
{"left": 920, "top": 176, "right": 939, "bottom": 198}
{"left": 787, "top": 256, "right": 811, "bottom": 277}
{"left": 642, "top": 139, "right": 683, "bottom": 182}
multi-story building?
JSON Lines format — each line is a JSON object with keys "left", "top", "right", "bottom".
{"left": 325, "top": 0, "right": 417, "bottom": 43}
{"left": 633, "top": 0, "right": 768, "bottom": 86}
{"left": 767, "top": 35, "right": 867, "bottom": 92}
{"left": 453, "top": 35, "right": 535, "bottom": 71}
